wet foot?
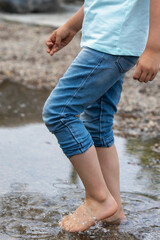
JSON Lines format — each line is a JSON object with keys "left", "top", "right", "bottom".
{"left": 101, "top": 210, "right": 127, "bottom": 225}
{"left": 58, "top": 196, "right": 118, "bottom": 232}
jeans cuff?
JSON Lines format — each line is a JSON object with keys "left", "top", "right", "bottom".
{"left": 93, "top": 136, "right": 114, "bottom": 148}
{"left": 62, "top": 135, "right": 94, "bottom": 158}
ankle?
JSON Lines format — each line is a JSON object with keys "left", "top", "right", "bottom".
{"left": 114, "top": 207, "right": 125, "bottom": 216}
{"left": 85, "top": 190, "right": 114, "bottom": 204}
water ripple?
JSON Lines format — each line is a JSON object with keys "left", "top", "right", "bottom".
{"left": 0, "top": 185, "right": 159, "bottom": 240}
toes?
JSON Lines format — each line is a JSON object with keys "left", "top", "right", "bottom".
{"left": 64, "top": 225, "right": 71, "bottom": 231}
{"left": 58, "top": 201, "right": 99, "bottom": 233}
{"left": 63, "top": 218, "right": 73, "bottom": 231}
{"left": 58, "top": 221, "right": 62, "bottom": 227}
{"left": 59, "top": 214, "right": 71, "bottom": 227}
{"left": 59, "top": 213, "right": 77, "bottom": 232}
{"left": 62, "top": 216, "right": 80, "bottom": 232}
{"left": 67, "top": 215, "right": 78, "bottom": 232}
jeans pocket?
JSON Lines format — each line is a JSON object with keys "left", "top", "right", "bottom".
{"left": 115, "top": 55, "right": 139, "bottom": 73}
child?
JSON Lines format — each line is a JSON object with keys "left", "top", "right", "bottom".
{"left": 42, "top": 0, "right": 160, "bottom": 233}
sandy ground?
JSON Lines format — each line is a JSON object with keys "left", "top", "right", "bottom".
{"left": 0, "top": 20, "right": 160, "bottom": 142}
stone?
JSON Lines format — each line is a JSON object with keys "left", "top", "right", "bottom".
{"left": 0, "top": 0, "right": 62, "bottom": 13}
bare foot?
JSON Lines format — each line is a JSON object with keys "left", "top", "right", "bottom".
{"left": 58, "top": 195, "right": 118, "bottom": 232}
{"left": 101, "top": 210, "right": 127, "bottom": 225}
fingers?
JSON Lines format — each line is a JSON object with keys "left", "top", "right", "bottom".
{"left": 46, "top": 31, "right": 56, "bottom": 53}
{"left": 47, "top": 42, "right": 54, "bottom": 50}
{"left": 132, "top": 59, "right": 158, "bottom": 83}
{"left": 55, "top": 33, "right": 61, "bottom": 49}
{"left": 46, "top": 38, "right": 55, "bottom": 48}
{"left": 138, "top": 71, "right": 147, "bottom": 82}
{"left": 46, "top": 31, "right": 62, "bottom": 56}
{"left": 133, "top": 70, "right": 153, "bottom": 83}
{"left": 149, "top": 72, "right": 156, "bottom": 81}
{"left": 133, "top": 61, "right": 142, "bottom": 81}
{"left": 46, "top": 39, "right": 54, "bottom": 54}
{"left": 46, "top": 42, "right": 53, "bottom": 53}
{"left": 144, "top": 72, "right": 154, "bottom": 83}
{"left": 49, "top": 46, "right": 59, "bottom": 55}
{"left": 49, "top": 33, "right": 62, "bottom": 55}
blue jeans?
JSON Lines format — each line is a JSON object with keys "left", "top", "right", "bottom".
{"left": 42, "top": 46, "right": 139, "bottom": 158}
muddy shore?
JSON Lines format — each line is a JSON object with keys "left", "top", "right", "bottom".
{"left": 0, "top": 20, "right": 160, "bottom": 142}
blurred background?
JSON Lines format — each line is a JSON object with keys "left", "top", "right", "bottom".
{"left": 0, "top": 1, "right": 160, "bottom": 240}
{"left": 0, "top": 0, "right": 83, "bottom": 13}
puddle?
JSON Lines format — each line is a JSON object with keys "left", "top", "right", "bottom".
{"left": 0, "top": 81, "right": 49, "bottom": 126}
{"left": 0, "top": 82, "right": 160, "bottom": 240}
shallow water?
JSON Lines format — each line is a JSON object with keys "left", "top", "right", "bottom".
{"left": 0, "top": 82, "right": 160, "bottom": 240}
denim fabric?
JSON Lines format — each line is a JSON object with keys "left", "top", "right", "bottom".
{"left": 42, "top": 46, "right": 139, "bottom": 158}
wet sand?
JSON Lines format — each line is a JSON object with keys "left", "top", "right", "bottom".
{"left": 0, "top": 20, "right": 160, "bottom": 142}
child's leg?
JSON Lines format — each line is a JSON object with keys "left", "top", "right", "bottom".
{"left": 96, "top": 145, "right": 126, "bottom": 224}
{"left": 61, "top": 144, "right": 118, "bottom": 232}
{"left": 79, "top": 77, "right": 127, "bottom": 223}
{"left": 42, "top": 47, "right": 137, "bottom": 232}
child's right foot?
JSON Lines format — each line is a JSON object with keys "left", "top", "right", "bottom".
{"left": 58, "top": 195, "right": 118, "bottom": 232}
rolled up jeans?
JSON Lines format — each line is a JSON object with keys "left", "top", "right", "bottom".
{"left": 42, "top": 46, "right": 139, "bottom": 158}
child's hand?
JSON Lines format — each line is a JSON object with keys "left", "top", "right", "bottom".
{"left": 46, "top": 25, "right": 77, "bottom": 56}
{"left": 133, "top": 49, "right": 160, "bottom": 83}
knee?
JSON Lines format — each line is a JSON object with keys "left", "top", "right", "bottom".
{"left": 42, "top": 99, "right": 51, "bottom": 125}
{"left": 42, "top": 98, "right": 62, "bottom": 133}
{"left": 42, "top": 99, "right": 49, "bottom": 124}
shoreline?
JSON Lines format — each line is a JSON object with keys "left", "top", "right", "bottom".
{"left": 0, "top": 20, "right": 160, "bottom": 141}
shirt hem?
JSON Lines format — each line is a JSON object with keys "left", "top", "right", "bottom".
{"left": 80, "top": 41, "right": 142, "bottom": 57}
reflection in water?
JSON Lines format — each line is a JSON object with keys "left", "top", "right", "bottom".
{"left": 126, "top": 138, "right": 160, "bottom": 196}
{"left": 0, "top": 82, "right": 160, "bottom": 239}
{"left": 70, "top": 166, "right": 79, "bottom": 185}
{"left": 0, "top": 81, "right": 50, "bottom": 126}
{"left": 126, "top": 138, "right": 160, "bottom": 164}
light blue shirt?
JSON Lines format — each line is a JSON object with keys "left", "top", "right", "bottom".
{"left": 80, "top": 0, "right": 150, "bottom": 56}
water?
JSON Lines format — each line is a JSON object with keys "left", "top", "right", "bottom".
{"left": 0, "top": 82, "right": 160, "bottom": 240}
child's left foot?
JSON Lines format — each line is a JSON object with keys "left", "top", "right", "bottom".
{"left": 58, "top": 195, "right": 118, "bottom": 232}
{"left": 101, "top": 210, "right": 127, "bottom": 225}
